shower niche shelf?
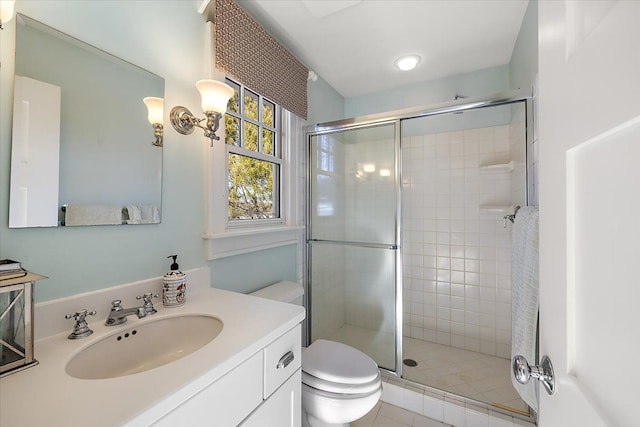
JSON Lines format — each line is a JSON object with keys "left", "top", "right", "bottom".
{"left": 479, "top": 161, "right": 515, "bottom": 173}
{"left": 479, "top": 205, "right": 515, "bottom": 215}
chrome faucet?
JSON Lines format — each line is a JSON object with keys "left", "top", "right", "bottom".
{"left": 105, "top": 299, "right": 148, "bottom": 326}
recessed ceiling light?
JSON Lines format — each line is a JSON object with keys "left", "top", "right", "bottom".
{"left": 394, "top": 54, "right": 421, "bottom": 71}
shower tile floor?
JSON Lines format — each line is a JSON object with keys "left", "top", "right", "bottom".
{"left": 403, "top": 337, "right": 528, "bottom": 414}
{"left": 327, "top": 324, "right": 528, "bottom": 415}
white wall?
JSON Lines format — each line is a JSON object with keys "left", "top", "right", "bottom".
{"left": 0, "top": 1, "right": 298, "bottom": 302}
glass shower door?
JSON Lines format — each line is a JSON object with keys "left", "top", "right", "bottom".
{"left": 308, "top": 123, "right": 399, "bottom": 372}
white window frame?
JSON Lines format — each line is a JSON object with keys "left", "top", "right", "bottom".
{"left": 203, "top": 79, "right": 304, "bottom": 260}
{"left": 225, "top": 79, "right": 283, "bottom": 226}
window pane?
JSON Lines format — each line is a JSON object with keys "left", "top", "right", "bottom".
{"left": 244, "top": 89, "right": 259, "bottom": 121}
{"left": 262, "top": 129, "right": 275, "bottom": 155}
{"left": 244, "top": 122, "right": 259, "bottom": 151}
{"left": 226, "top": 80, "right": 240, "bottom": 113}
{"left": 262, "top": 100, "right": 275, "bottom": 127}
{"left": 225, "top": 115, "right": 240, "bottom": 146}
{"left": 228, "top": 153, "right": 279, "bottom": 220}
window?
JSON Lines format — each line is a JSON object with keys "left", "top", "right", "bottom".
{"left": 224, "top": 78, "right": 282, "bottom": 223}
{"left": 205, "top": 77, "right": 303, "bottom": 260}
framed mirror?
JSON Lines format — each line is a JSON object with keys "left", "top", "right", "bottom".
{"left": 9, "top": 14, "right": 164, "bottom": 228}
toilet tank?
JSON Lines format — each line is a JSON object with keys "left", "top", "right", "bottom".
{"left": 250, "top": 281, "right": 304, "bottom": 306}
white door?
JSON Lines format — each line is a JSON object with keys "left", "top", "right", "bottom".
{"left": 538, "top": 1, "right": 640, "bottom": 425}
{"left": 9, "top": 76, "right": 61, "bottom": 227}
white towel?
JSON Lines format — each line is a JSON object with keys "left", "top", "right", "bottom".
{"left": 140, "top": 205, "right": 160, "bottom": 224}
{"left": 510, "top": 206, "right": 539, "bottom": 411}
{"left": 64, "top": 205, "right": 123, "bottom": 226}
{"left": 126, "top": 205, "right": 142, "bottom": 224}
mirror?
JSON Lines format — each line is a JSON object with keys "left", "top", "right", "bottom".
{"left": 9, "top": 14, "right": 164, "bottom": 228}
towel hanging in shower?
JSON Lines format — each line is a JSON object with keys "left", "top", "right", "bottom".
{"left": 510, "top": 206, "right": 539, "bottom": 411}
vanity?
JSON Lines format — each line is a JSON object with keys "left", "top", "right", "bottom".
{"left": 0, "top": 279, "right": 305, "bottom": 426}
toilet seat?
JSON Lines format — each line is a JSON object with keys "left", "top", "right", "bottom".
{"left": 302, "top": 339, "right": 380, "bottom": 394}
{"left": 303, "top": 370, "right": 381, "bottom": 394}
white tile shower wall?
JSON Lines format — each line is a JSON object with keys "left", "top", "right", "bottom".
{"left": 309, "top": 133, "right": 348, "bottom": 340}
{"left": 310, "top": 244, "right": 346, "bottom": 340}
{"left": 402, "top": 125, "right": 515, "bottom": 358}
{"left": 344, "top": 245, "right": 396, "bottom": 335}
{"left": 343, "top": 137, "right": 396, "bottom": 334}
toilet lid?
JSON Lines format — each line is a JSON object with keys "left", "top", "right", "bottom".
{"left": 302, "top": 340, "right": 379, "bottom": 385}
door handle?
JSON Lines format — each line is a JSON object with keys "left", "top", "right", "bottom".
{"left": 512, "top": 354, "right": 555, "bottom": 395}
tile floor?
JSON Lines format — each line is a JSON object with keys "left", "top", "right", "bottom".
{"left": 327, "top": 324, "right": 528, "bottom": 415}
{"left": 402, "top": 337, "right": 528, "bottom": 414}
{"left": 353, "top": 401, "right": 452, "bottom": 427}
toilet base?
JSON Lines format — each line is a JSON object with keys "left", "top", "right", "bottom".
{"left": 302, "top": 407, "right": 349, "bottom": 427}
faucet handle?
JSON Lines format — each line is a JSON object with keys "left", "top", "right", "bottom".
{"left": 64, "top": 309, "right": 97, "bottom": 339}
{"left": 110, "top": 299, "right": 123, "bottom": 310}
{"left": 137, "top": 293, "right": 159, "bottom": 315}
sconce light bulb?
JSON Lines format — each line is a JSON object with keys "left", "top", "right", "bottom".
{"left": 143, "top": 97, "right": 164, "bottom": 125}
{"left": 196, "top": 79, "right": 234, "bottom": 114}
{"left": 0, "top": 0, "right": 16, "bottom": 29}
{"left": 363, "top": 163, "right": 376, "bottom": 173}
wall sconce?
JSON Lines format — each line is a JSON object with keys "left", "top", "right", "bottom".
{"left": 143, "top": 97, "right": 164, "bottom": 147}
{"left": 0, "top": 0, "right": 16, "bottom": 30}
{"left": 170, "top": 79, "right": 234, "bottom": 147}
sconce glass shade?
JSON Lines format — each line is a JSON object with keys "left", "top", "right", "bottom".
{"left": 0, "top": 0, "right": 16, "bottom": 28}
{"left": 143, "top": 97, "right": 164, "bottom": 124}
{"left": 196, "top": 79, "right": 234, "bottom": 113}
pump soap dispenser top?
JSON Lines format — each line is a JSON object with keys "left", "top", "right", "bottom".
{"left": 162, "top": 255, "right": 186, "bottom": 307}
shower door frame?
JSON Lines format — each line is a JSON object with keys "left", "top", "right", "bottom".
{"left": 305, "top": 89, "right": 534, "bottom": 381}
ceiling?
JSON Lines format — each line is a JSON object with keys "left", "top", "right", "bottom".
{"left": 237, "top": 0, "right": 529, "bottom": 98}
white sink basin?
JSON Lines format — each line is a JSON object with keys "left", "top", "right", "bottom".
{"left": 66, "top": 315, "right": 223, "bottom": 379}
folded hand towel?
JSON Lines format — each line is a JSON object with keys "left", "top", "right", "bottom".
{"left": 126, "top": 205, "right": 142, "bottom": 224}
{"left": 65, "top": 205, "right": 123, "bottom": 226}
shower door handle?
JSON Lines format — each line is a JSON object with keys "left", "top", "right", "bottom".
{"left": 512, "top": 354, "right": 555, "bottom": 395}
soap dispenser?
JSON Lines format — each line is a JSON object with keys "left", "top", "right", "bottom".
{"left": 162, "top": 255, "right": 186, "bottom": 307}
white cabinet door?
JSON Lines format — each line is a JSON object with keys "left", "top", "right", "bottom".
{"left": 152, "top": 351, "right": 263, "bottom": 427}
{"left": 241, "top": 369, "right": 301, "bottom": 427}
{"left": 538, "top": 1, "right": 640, "bottom": 425}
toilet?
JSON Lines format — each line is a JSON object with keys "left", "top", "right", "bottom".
{"left": 250, "top": 281, "right": 382, "bottom": 427}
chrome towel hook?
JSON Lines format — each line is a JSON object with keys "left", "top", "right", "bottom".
{"left": 503, "top": 205, "right": 521, "bottom": 228}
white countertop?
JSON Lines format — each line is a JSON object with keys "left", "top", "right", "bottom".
{"left": 0, "top": 287, "right": 305, "bottom": 427}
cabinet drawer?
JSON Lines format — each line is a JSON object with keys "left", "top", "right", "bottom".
{"left": 263, "top": 326, "right": 301, "bottom": 398}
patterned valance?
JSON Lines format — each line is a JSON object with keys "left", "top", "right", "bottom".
{"left": 214, "top": 0, "right": 308, "bottom": 119}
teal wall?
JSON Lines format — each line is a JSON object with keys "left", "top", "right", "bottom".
{"left": 344, "top": 65, "right": 511, "bottom": 118}
{"left": 307, "top": 74, "right": 345, "bottom": 125}
{"left": 509, "top": 0, "right": 538, "bottom": 92}
{"left": 211, "top": 244, "right": 297, "bottom": 294}
{"left": 0, "top": 1, "right": 296, "bottom": 302}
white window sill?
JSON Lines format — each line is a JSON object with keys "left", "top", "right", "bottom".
{"left": 203, "top": 226, "right": 305, "bottom": 260}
